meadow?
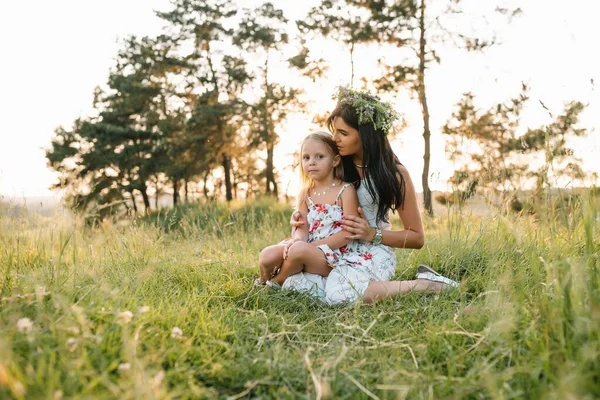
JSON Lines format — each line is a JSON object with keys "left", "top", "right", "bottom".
{"left": 0, "top": 194, "right": 598, "bottom": 399}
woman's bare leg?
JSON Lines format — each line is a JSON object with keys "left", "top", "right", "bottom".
{"left": 362, "top": 279, "right": 447, "bottom": 303}
{"left": 270, "top": 242, "right": 332, "bottom": 285}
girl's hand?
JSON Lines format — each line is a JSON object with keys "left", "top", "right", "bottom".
{"left": 290, "top": 210, "right": 305, "bottom": 229}
{"left": 283, "top": 238, "right": 304, "bottom": 260}
{"left": 342, "top": 207, "right": 376, "bottom": 241}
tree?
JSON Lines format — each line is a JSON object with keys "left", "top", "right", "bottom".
{"left": 362, "top": 0, "right": 522, "bottom": 216}
{"left": 442, "top": 87, "right": 529, "bottom": 198}
{"left": 46, "top": 34, "right": 188, "bottom": 214}
{"left": 233, "top": 2, "right": 302, "bottom": 198}
{"left": 442, "top": 86, "right": 589, "bottom": 206}
{"left": 506, "top": 100, "right": 589, "bottom": 195}
{"left": 157, "top": 0, "right": 253, "bottom": 202}
{"left": 297, "top": 0, "right": 385, "bottom": 86}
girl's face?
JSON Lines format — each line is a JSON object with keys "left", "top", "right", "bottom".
{"left": 301, "top": 139, "right": 340, "bottom": 183}
{"left": 331, "top": 116, "right": 362, "bottom": 158}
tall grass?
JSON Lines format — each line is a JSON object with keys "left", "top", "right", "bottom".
{"left": 0, "top": 194, "right": 598, "bottom": 399}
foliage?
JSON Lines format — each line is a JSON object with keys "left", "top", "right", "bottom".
{"left": 46, "top": 0, "right": 312, "bottom": 211}
{"left": 442, "top": 86, "right": 589, "bottom": 207}
{"left": 333, "top": 85, "right": 401, "bottom": 133}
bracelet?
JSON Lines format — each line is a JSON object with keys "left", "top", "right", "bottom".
{"left": 371, "top": 227, "right": 383, "bottom": 245}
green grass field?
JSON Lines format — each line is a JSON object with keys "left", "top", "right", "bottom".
{"left": 1, "top": 195, "right": 599, "bottom": 399}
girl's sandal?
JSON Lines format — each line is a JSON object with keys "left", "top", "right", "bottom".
{"left": 253, "top": 278, "right": 282, "bottom": 290}
{"left": 265, "top": 280, "right": 282, "bottom": 290}
{"left": 415, "top": 264, "right": 459, "bottom": 288}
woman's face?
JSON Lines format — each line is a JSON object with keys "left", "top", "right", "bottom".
{"left": 331, "top": 117, "right": 362, "bottom": 158}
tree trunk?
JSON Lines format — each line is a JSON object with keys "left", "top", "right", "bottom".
{"left": 232, "top": 173, "right": 238, "bottom": 200}
{"left": 246, "top": 179, "right": 252, "bottom": 199}
{"left": 140, "top": 186, "right": 151, "bottom": 213}
{"left": 203, "top": 170, "right": 210, "bottom": 199}
{"left": 154, "top": 183, "right": 159, "bottom": 210}
{"left": 418, "top": 0, "right": 433, "bottom": 217}
{"left": 222, "top": 152, "right": 233, "bottom": 202}
{"left": 262, "top": 55, "right": 278, "bottom": 198}
{"left": 184, "top": 179, "right": 189, "bottom": 203}
{"left": 266, "top": 142, "right": 278, "bottom": 198}
{"left": 128, "top": 189, "right": 138, "bottom": 214}
{"left": 173, "top": 179, "right": 179, "bottom": 206}
{"left": 350, "top": 41, "right": 355, "bottom": 86}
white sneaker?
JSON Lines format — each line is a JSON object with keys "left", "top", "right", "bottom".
{"left": 415, "top": 264, "right": 459, "bottom": 288}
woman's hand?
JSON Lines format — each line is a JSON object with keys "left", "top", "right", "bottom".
{"left": 290, "top": 210, "right": 305, "bottom": 230}
{"left": 342, "top": 207, "right": 376, "bottom": 241}
{"left": 283, "top": 238, "right": 304, "bottom": 260}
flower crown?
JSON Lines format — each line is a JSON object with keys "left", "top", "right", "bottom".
{"left": 332, "top": 86, "right": 400, "bottom": 134}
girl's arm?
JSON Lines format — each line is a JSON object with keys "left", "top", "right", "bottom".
{"left": 311, "top": 185, "right": 359, "bottom": 250}
{"left": 342, "top": 165, "right": 425, "bottom": 249}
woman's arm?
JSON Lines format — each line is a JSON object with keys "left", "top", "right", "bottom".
{"left": 342, "top": 165, "right": 425, "bottom": 249}
{"left": 283, "top": 201, "right": 310, "bottom": 260}
{"left": 310, "top": 185, "right": 359, "bottom": 250}
{"left": 291, "top": 201, "right": 310, "bottom": 242}
{"left": 290, "top": 211, "right": 304, "bottom": 230}
{"left": 382, "top": 164, "right": 425, "bottom": 248}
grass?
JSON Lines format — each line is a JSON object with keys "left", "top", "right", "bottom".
{"left": 0, "top": 194, "right": 599, "bottom": 399}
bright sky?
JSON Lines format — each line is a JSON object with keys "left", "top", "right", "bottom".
{"left": 1, "top": 0, "right": 598, "bottom": 199}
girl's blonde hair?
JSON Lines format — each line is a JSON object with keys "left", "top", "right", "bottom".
{"left": 297, "top": 131, "right": 344, "bottom": 207}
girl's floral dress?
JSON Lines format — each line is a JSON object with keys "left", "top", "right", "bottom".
{"left": 283, "top": 183, "right": 397, "bottom": 305}
{"left": 305, "top": 183, "right": 374, "bottom": 271}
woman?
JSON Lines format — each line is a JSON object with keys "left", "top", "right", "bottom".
{"left": 281, "top": 86, "right": 458, "bottom": 304}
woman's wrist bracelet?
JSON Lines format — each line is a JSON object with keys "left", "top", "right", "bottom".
{"left": 371, "top": 227, "right": 383, "bottom": 245}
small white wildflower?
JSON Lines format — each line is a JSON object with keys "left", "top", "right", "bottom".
{"left": 13, "top": 381, "right": 26, "bottom": 397}
{"left": 36, "top": 286, "right": 48, "bottom": 295}
{"left": 118, "top": 363, "right": 131, "bottom": 373}
{"left": 171, "top": 327, "right": 183, "bottom": 338}
{"left": 16, "top": 318, "right": 34, "bottom": 334}
{"left": 66, "top": 338, "right": 79, "bottom": 352}
{"left": 71, "top": 304, "right": 84, "bottom": 313}
{"left": 66, "top": 326, "right": 80, "bottom": 335}
{"left": 117, "top": 311, "right": 133, "bottom": 324}
{"left": 138, "top": 306, "right": 150, "bottom": 314}
{"left": 152, "top": 370, "right": 165, "bottom": 387}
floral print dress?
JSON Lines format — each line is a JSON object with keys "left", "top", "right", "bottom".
{"left": 283, "top": 182, "right": 396, "bottom": 305}
{"left": 306, "top": 183, "right": 374, "bottom": 270}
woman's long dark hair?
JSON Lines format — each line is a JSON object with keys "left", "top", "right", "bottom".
{"left": 326, "top": 100, "right": 405, "bottom": 224}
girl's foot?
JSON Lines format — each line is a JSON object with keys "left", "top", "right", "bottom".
{"left": 265, "top": 280, "right": 282, "bottom": 290}
{"left": 415, "top": 264, "right": 459, "bottom": 289}
{"left": 253, "top": 278, "right": 282, "bottom": 290}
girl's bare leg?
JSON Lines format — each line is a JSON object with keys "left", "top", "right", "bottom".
{"left": 270, "top": 242, "right": 332, "bottom": 285}
{"left": 258, "top": 245, "right": 285, "bottom": 283}
{"left": 362, "top": 279, "right": 446, "bottom": 303}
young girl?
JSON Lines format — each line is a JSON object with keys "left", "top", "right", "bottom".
{"left": 256, "top": 132, "right": 375, "bottom": 291}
